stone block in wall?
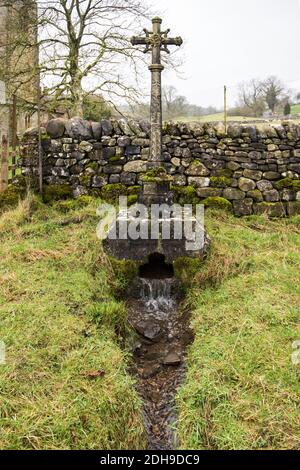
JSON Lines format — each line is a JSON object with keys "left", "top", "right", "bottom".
{"left": 46, "top": 119, "right": 66, "bottom": 139}
{"left": 254, "top": 202, "right": 286, "bottom": 218}
{"left": 109, "top": 175, "right": 120, "bottom": 183}
{"left": 92, "top": 176, "right": 108, "bottom": 188}
{"left": 173, "top": 175, "right": 187, "bottom": 187}
{"left": 103, "top": 165, "right": 123, "bottom": 174}
{"left": 289, "top": 164, "right": 300, "bottom": 173}
{"left": 281, "top": 189, "right": 296, "bottom": 202}
{"left": 123, "top": 161, "right": 147, "bottom": 173}
{"left": 118, "top": 136, "right": 131, "bottom": 147}
{"left": 188, "top": 177, "right": 210, "bottom": 188}
{"left": 287, "top": 201, "right": 300, "bottom": 216}
{"left": 65, "top": 118, "right": 93, "bottom": 140}
{"left": 238, "top": 178, "right": 256, "bottom": 192}
{"left": 79, "top": 141, "right": 94, "bottom": 153}
{"left": 264, "top": 189, "right": 280, "bottom": 202}
{"left": 91, "top": 122, "right": 102, "bottom": 141}
{"left": 101, "top": 119, "right": 113, "bottom": 136}
{"left": 102, "top": 147, "right": 116, "bottom": 160}
{"left": 223, "top": 188, "right": 245, "bottom": 201}
{"left": 233, "top": 199, "right": 253, "bottom": 217}
{"left": 256, "top": 180, "right": 273, "bottom": 192}
{"left": 125, "top": 146, "right": 141, "bottom": 156}
{"left": 247, "top": 189, "right": 263, "bottom": 202}
{"left": 243, "top": 169, "right": 263, "bottom": 180}
{"left": 186, "top": 161, "right": 209, "bottom": 176}
{"left": 120, "top": 173, "right": 137, "bottom": 186}
{"left": 263, "top": 171, "right": 281, "bottom": 180}
{"left": 197, "top": 188, "right": 223, "bottom": 198}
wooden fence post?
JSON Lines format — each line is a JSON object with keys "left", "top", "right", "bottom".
{"left": 0, "top": 135, "right": 9, "bottom": 192}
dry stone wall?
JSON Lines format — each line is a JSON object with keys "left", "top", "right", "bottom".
{"left": 20, "top": 117, "right": 300, "bottom": 217}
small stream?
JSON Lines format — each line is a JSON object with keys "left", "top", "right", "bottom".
{"left": 128, "top": 259, "right": 192, "bottom": 450}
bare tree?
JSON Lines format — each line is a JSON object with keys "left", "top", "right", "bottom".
{"left": 261, "top": 76, "right": 285, "bottom": 114}
{"left": 162, "top": 85, "right": 188, "bottom": 119}
{"left": 39, "top": 0, "right": 153, "bottom": 117}
{"left": 238, "top": 79, "right": 265, "bottom": 117}
{"left": 0, "top": 0, "right": 153, "bottom": 117}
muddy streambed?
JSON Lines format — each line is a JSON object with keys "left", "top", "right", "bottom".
{"left": 128, "top": 274, "right": 193, "bottom": 450}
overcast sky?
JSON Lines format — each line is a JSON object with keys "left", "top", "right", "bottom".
{"left": 149, "top": 0, "right": 300, "bottom": 108}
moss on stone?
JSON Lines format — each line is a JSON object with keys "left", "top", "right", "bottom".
{"left": 43, "top": 184, "right": 73, "bottom": 203}
{"left": 0, "top": 185, "right": 26, "bottom": 211}
{"left": 86, "top": 162, "right": 99, "bottom": 171}
{"left": 127, "top": 186, "right": 142, "bottom": 196}
{"left": 274, "top": 178, "right": 293, "bottom": 190}
{"left": 274, "top": 178, "right": 300, "bottom": 192}
{"left": 171, "top": 185, "right": 199, "bottom": 205}
{"left": 109, "top": 258, "right": 139, "bottom": 294}
{"left": 210, "top": 176, "right": 232, "bottom": 188}
{"left": 127, "top": 195, "right": 138, "bottom": 206}
{"left": 216, "top": 168, "right": 233, "bottom": 178}
{"left": 101, "top": 184, "right": 127, "bottom": 203}
{"left": 53, "top": 196, "right": 94, "bottom": 213}
{"left": 202, "top": 197, "right": 233, "bottom": 211}
{"left": 109, "top": 156, "right": 122, "bottom": 163}
{"left": 173, "top": 257, "right": 204, "bottom": 289}
{"left": 142, "top": 167, "right": 171, "bottom": 183}
{"left": 79, "top": 175, "right": 92, "bottom": 186}
{"left": 292, "top": 180, "right": 300, "bottom": 191}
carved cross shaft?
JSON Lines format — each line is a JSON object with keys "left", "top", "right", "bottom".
{"left": 131, "top": 18, "right": 183, "bottom": 168}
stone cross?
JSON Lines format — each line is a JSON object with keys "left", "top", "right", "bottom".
{"left": 131, "top": 18, "right": 183, "bottom": 168}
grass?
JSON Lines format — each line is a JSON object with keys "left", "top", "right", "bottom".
{"left": 173, "top": 111, "right": 300, "bottom": 124}
{"left": 1, "top": 195, "right": 300, "bottom": 450}
{"left": 0, "top": 195, "right": 146, "bottom": 450}
{"left": 177, "top": 210, "right": 300, "bottom": 450}
{"left": 172, "top": 113, "right": 264, "bottom": 123}
{"left": 291, "top": 104, "right": 300, "bottom": 116}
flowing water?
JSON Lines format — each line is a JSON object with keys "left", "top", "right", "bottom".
{"left": 128, "top": 276, "right": 192, "bottom": 450}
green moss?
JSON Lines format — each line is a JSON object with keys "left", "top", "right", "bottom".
{"left": 127, "top": 195, "right": 138, "bottom": 206}
{"left": 142, "top": 167, "right": 172, "bottom": 183}
{"left": 43, "top": 184, "right": 73, "bottom": 203}
{"left": 86, "top": 162, "right": 99, "bottom": 171}
{"left": 53, "top": 196, "right": 94, "bottom": 213}
{"left": 174, "top": 257, "right": 204, "bottom": 290}
{"left": 210, "top": 176, "right": 232, "bottom": 188}
{"left": 78, "top": 175, "right": 91, "bottom": 186}
{"left": 216, "top": 168, "right": 233, "bottom": 178}
{"left": 109, "top": 258, "right": 139, "bottom": 294}
{"left": 171, "top": 185, "right": 200, "bottom": 205}
{"left": 248, "top": 189, "right": 263, "bottom": 202}
{"left": 109, "top": 156, "right": 122, "bottom": 163}
{"left": 0, "top": 185, "right": 26, "bottom": 211}
{"left": 274, "top": 178, "right": 293, "bottom": 190}
{"left": 292, "top": 180, "right": 300, "bottom": 191}
{"left": 101, "top": 184, "right": 127, "bottom": 203}
{"left": 127, "top": 186, "right": 142, "bottom": 196}
{"left": 202, "top": 197, "right": 233, "bottom": 211}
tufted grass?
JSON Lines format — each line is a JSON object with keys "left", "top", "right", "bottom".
{"left": 0, "top": 195, "right": 146, "bottom": 450}
{"left": 177, "top": 209, "right": 300, "bottom": 450}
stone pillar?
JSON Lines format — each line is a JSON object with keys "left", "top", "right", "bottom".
{"left": 149, "top": 18, "right": 164, "bottom": 169}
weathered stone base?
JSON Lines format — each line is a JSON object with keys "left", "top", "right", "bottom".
{"left": 103, "top": 206, "right": 210, "bottom": 263}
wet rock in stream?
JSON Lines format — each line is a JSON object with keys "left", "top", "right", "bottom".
{"left": 128, "top": 277, "right": 192, "bottom": 451}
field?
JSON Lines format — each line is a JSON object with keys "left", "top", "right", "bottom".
{"left": 0, "top": 195, "right": 300, "bottom": 449}
{"left": 174, "top": 107, "right": 300, "bottom": 124}
{"left": 0, "top": 195, "right": 146, "bottom": 450}
{"left": 291, "top": 104, "right": 300, "bottom": 116}
{"left": 173, "top": 113, "right": 264, "bottom": 123}
{"left": 178, "top": 210, "right": 300, "bottom": 449}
